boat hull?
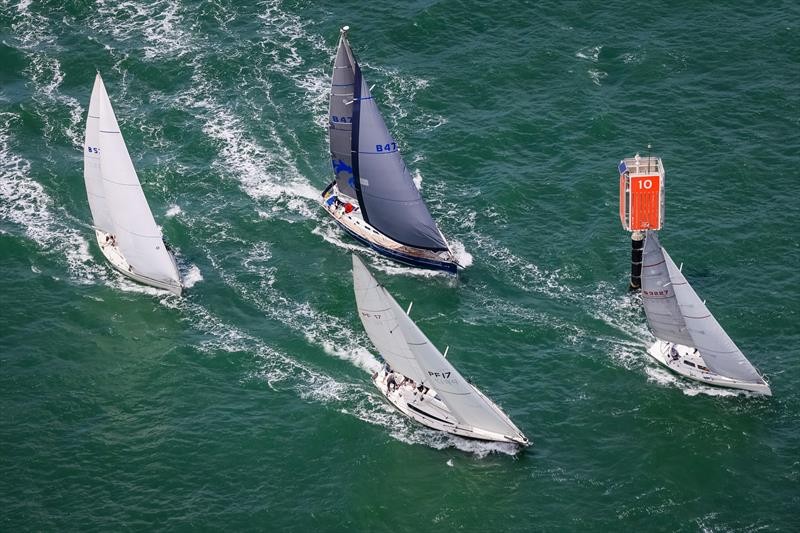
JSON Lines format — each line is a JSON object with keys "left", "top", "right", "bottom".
{"left": 321, "top": 187, "right": 458, "bottom": 274}
{"left": 337, "top": 220, "right": 457, "bottom": 273}
{"left": 372, "top": 368, "right": 529, "bottom": 446}
{"left": 95, "top": 230, "right": 182, "bottom": 296}
{"left": 647, "top": 340, "right": 771, "bottom": 395}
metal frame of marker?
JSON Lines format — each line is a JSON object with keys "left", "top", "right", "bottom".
{"left": 618, "top": 153, "right": 665, "bottom": 290}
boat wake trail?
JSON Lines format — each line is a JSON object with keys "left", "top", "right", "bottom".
{"left": 0, "top": 113, "right": 98, "bottom": 283}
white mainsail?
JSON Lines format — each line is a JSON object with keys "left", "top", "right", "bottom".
{"left": 642, "top": 232, "right": 764, "bottom": 385}
{"left": 83, "top": 74, "right": 114, "bottom": 233}
{"left": 95, "top": 75, "right": 180, "bottom": 287}
{"left": 353, "top": 256, "right": 525, "bottom": 440}
{"left": 352, "top": 255, "right": 427, "bottom": 385}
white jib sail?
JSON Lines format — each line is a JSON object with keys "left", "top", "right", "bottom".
{"left": 352, "top": 256, "right": 524, "bottom": 439}
{"left": 96, "top": 76, "right": 180, "bottom": 286}
{"left": 83, "top": 73, "right": 114, "bottom": 233}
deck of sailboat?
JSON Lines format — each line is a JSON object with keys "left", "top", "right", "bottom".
{"left": 647, "top": 340, "right": 771, "bottom": 395}
{"left": 322, "top": 186, "right": 457, "bottom": 272}
{"left": 372, "top": 367, "right": 528, "bottom": 446}
{"left": 95, "top": 230, "right": 182, "bottom": 295}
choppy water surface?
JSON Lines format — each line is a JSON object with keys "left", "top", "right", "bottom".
{"left": 1, "top": 1, "right": 798, "bottom": 530}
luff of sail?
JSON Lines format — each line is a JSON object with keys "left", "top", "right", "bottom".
{"left": 641, "top": 232, "right": 694, "bottom": 347}
{"left": 95, "top": 76, "right": 180, "bottom": 287}
{"left": 84, "top": 74, "right": 114, "bottom": 233}
{"left": 346, "top": 33, "right": 448, "bottom": 251}
{"left": 662, "top": 247, "right": 763, "bottom": 384}
{"left": 329, "top": 28, "right": 357, "bottom": 199}
{"left": 353, "top": 256, "right": 525, "bottom": 440}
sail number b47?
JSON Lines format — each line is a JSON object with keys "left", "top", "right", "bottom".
{"left": 375, "top": 142, "right": 398, "bottom": 153}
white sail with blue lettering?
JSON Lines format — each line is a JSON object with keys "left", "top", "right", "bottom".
{"left": 83, "top": 74, "right": 114, "bottom": 234}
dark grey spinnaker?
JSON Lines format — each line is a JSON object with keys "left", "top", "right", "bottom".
{"left": 330, "top": 29, "right": 448, "bottom": 251}
{"left": 329, "top": 29, "right": 357, "bottom": 199}
{"left": 642, "top": 232, "right": 763, "bottom": 384}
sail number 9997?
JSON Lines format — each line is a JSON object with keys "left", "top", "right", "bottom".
{"left": 375, "top": 142, "right": 397, "bottom": 153}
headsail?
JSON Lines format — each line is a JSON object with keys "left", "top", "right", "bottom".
{"left": 96, "top": 76, "right": 180, "bottom": 286}
{"left": 353, "top": 256, "right": 525, "bottom": 439}
{"left": 643, "top": 232, "right": 763, "bottom": 384}
{"left": 83, "top": 74, "right": 114, "bottom": 233}
{"left": 663, "top": 248, "right": 763, "bottom": 383}
{"left": 343, "top": 32, "right": 448, "bottom": 251}
{"left": 641, "top": 232, "right": 694, "bottom": 347}
{"left": 329, "top": 27, "right": 357, "bottom": 198}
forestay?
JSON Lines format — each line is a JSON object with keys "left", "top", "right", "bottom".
{"left": 328, "top": 29, "right": 357, "bottom": 199}
{"left": 353, "top": 256, "right": 523, "bottom": 439}
{"left": 348, "top": 38, "right": 447, "bottom": 251}
{"left": 96, "top": 75, "right": 180, "bottom": 286}
{"left": 83, "top": 74, "right": 114, "bottom": 233}
{"left": 663, "top": 247, "right": 762, "bottom": 383}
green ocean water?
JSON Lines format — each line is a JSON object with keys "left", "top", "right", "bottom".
{"left": 1, "top": 0, "right": 799, "bottom": 530}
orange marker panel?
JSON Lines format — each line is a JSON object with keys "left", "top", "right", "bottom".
{"left": 629, "top": 175, "right": 661, "bottom": 230}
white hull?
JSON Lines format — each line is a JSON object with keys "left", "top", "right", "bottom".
{"left": 373, "top": 367, "right": 529, "bottom": 446}
{"left": 647, "top": 340, "right": 771, "bottom": 395}
{"left": 96, "top": 230, "right": 182, "bottom": 295}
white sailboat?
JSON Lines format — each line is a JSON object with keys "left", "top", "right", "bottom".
{"left": 322, "top": 27, "right": 459, "bottom": 273}
{"left": 352, "top": 255, "right": 529, "bottom": 445}
{"left": 83, "top": 73, "right": 182, "bottom": 295}
{"left": 641, "top": 231, "right": 770, "bottom": 395}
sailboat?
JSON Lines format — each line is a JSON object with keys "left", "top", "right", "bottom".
{"left": 322, "top": 27, "right": 459, "bottom": 273}
{"left": 83, "top": 73, "right": 182, "bottom": 295}
{"left": 352, "top": 255, "right": 529, "bottom": 445}
{"left": 641, "top": 231, "right": 770, "bottom": 395}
